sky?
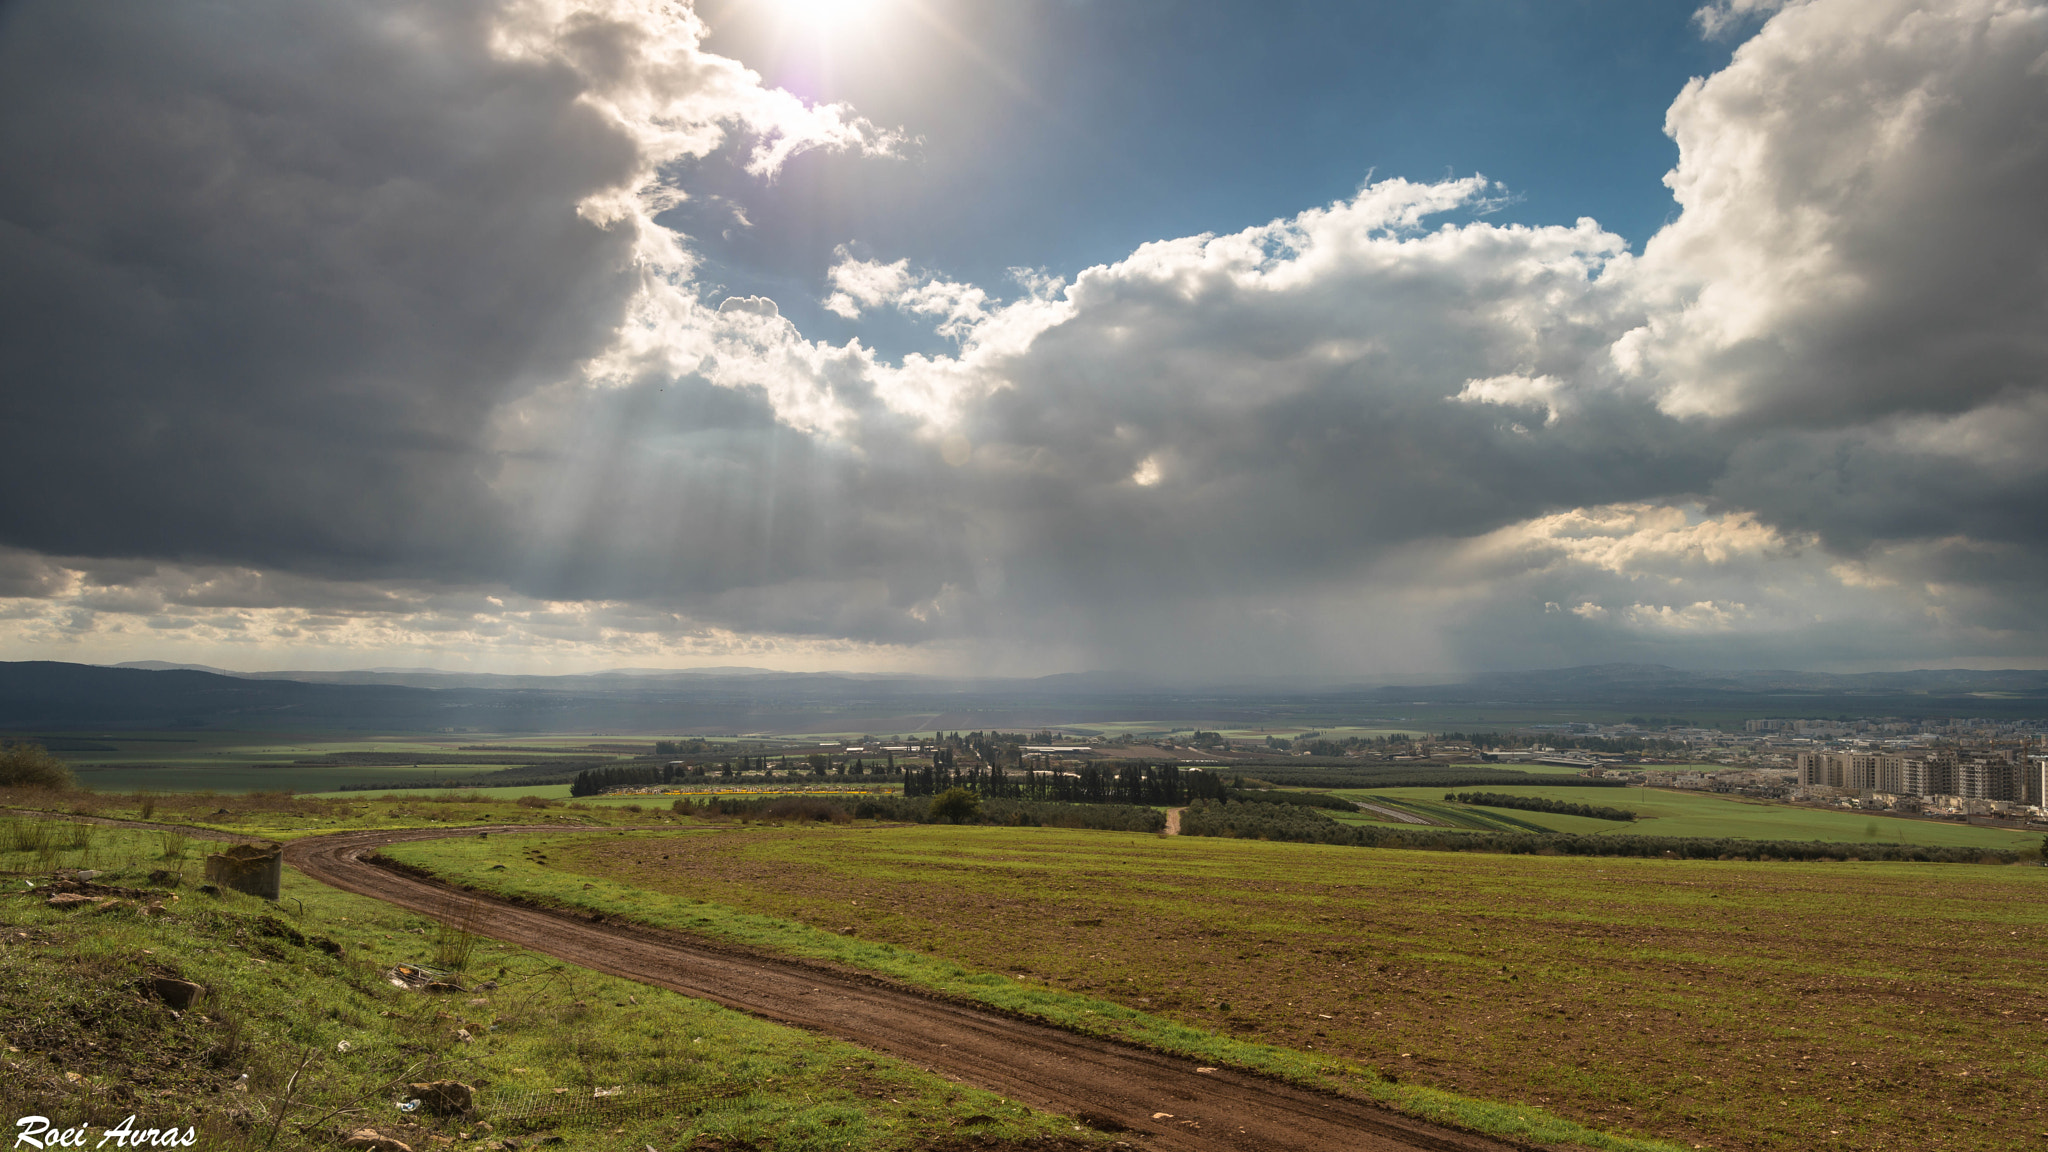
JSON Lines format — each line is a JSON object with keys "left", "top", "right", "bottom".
{"left": 0, "top": 0, "right": 2045, "bottom": 679}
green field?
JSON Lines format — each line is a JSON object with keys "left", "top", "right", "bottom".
{"left": 1336, "top": 785, "right": 2042, "bottom": 849}
{"left": 0, "top": 787, "right": 675, "bottom": 842}
{"left": 15, "top": 731, "right": 652, "bottom": 793}
{"left": 392, "top": 820, "right": 2048, "bottom": 1152}
{"left": 1453, "top": 761, "right": 1597, "bottom": 775}
{"left": 394, "top": 828, "right": 1680, "bottom": 1152}
{"left": 0, "top": 819, "right": 1074, "bottom": 1151}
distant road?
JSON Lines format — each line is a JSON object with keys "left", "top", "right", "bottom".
{"left": 1353, "top": 800, "right": 1436, "bottom": 825}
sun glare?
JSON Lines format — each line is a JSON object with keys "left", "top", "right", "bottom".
{"left": 769, "top": 0, "right": 882, "bottom": 33}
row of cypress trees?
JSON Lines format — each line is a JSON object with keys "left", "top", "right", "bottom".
{"left": 901, "top": 759, "right": 1228, "bottom": 805}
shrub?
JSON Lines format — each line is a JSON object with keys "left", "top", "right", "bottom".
{"left": 515, "top": 795, "right": 557, "bottom": 809}
{"left": 928, "top": 787, "right": 981, "bottom": 824}
{"left": 1224, "top": 788, "right": 1354, "bottom": 811}
{"left": 0, "top": 744, "right": 73, "bottom": 790}
{"left": 763, "top": 796, "right": 849, "bottom": 824}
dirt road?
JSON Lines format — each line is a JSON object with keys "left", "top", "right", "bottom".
{"left": 1165, "top": 806, "right": 1185, "bottom": 835}
{"left": 284, "top": 825, "right": 1527, "bottom": 1152}
{"left": 1352, "top": 801, "right": 1436, "bottom": 825}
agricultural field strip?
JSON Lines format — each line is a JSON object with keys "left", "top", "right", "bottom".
{"left": 1349, "top": 800, "right": 1436, "bottom": 825}
{"left": 291, "top": 824, "right": 1542, "bottom": 1152}
{"left": 437, "top": 822, "right": 2048, "bottom": 1152}
{"left": 1328, "top": 785, "right": 2042, "bottom": 848}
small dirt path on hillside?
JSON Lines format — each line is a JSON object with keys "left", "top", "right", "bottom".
{"left": 1165, "top": 806, "right": 1185, "bottom": 834}
{"left": 278, "top": 824, "right": 1524, "bottom": 1152}
{"left": 1352, "top": 801, "right": 1437, "bottom": 825}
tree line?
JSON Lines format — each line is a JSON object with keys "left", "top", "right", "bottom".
{"left": 1447, "top": 791, "right": 1636, "bottom": 821}
{"left": 1436, "top": 731, "right": 1690, "bottom": 755}
{"left": 671, "top": 791, "right": 1165, "bottom": 833}
{"left": 1249, "top": 765, "right": 1625, "bottom": 790}
{"left": 901, "top": 758, "right": 1229, "bottom": 805}
{"left": 571, "top": 753, "right": 912, "bottom": 795}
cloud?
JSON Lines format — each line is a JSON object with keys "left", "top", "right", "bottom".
{"left": 1692, "top": 0, "right": 1799, "bottom": 39}
{"left": 0, "top": 0, "right": 902, "bottom": 574}
{"left": 1, "top": 0, "right": 2045, "bottom": 676}
{"left": 821, "top": 248, "right": 991, "bottom": 340}
{"left": 1619, "top": 0, "right": 2048, "bottom": 429}
{"left": 1452, "top": 375, "right": 1569, "bottom": 426}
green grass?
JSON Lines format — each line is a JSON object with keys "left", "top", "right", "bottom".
{"left": 1336, "top": 785, "right": 2041, "bottom": 848}
{"left": 389, "top": 829, "right": 1686, "bottom": 1152}
{"left": 75, "top": 764, "right": 516, "bottom": 793}
{"left": 300, "top": 784, "right": 582, "bottom": 801}
{"left": 32, "top": 731, "right": 648, "bottom": 794}
{"left": 0, "top": 787, "right": 683, "bottom": 843}
{"left": 0, "top": 819, "right": 1087, "bottom": 1152}
{"left": 386, "top": 820, "right": 2048, "bottom": 1152}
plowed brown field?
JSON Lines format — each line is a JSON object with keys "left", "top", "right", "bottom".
{"left": 286, "top": 826, "right": 1528, "bottom": 1152}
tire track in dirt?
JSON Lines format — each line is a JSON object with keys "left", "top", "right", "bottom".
{"left": 1352, "top": 801, "right": 1437, "bottom": 825}
{"left": 267, "top": 824, "right": 1530, "bottom": 1152}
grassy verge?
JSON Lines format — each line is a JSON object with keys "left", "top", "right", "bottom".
{"left": 0, "top": 785, "right": 678, "bottom": 842}
{"left": 386, "top": 828, "right": 1686, "bottom": 1152}
{"left": 0, "top": 818, "right": 1093, "bottom": 1152}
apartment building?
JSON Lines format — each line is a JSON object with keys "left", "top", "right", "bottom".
{"left": 1795, "top": 746, "right": 2038, "bottom": 804}
{"left": 1793, "top": 750, "right": 1887, "bottom": 791}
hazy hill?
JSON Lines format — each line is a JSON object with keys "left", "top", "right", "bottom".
{"left": 0, "top": 660, "right": 2041, "bottom": 734}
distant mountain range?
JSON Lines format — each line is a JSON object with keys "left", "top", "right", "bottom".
{"left": 110, "top": 661, "right": 804, "bottom": 688}
{"left": 0, "top": 660, "right": 2036, "bottom": 734}
{"left": 1457, "top": 662, "right": 2048, "bottom": 696}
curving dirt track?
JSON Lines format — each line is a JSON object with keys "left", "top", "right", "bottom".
{"left": 285, "top": 825, "right": 1531, "bottom": 1152}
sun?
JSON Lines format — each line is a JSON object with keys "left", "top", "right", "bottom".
{"left": 766, "top": 0, "right": 885, "bottom": 34}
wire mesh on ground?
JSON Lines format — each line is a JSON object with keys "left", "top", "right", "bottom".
{"left": 483, "top": 1082, "right": 753, "bottom": 1126}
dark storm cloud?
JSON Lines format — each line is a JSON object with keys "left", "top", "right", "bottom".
{"left": 0, "top": 0, "right": 643, "bottom": 578}
{"left": 0, "top": 0, "right": 2043, "bottom": 673}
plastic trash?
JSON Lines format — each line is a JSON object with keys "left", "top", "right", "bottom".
{"left": 397, "top": 1100, "right": 422, "bottom": 1113}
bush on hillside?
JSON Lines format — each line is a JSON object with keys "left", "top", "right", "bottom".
{"left": 0, "top": 744, "right": 73, "bottom": 790}
{"left": 929, "top": 787, "right": 981, "bottom": 824}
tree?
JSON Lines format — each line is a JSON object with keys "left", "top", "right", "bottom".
{"left": 928, "top": 787, "right": 980, "bottom": 824}
{"left": 0, "top": 744, "right": 73, "bottom": 790}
